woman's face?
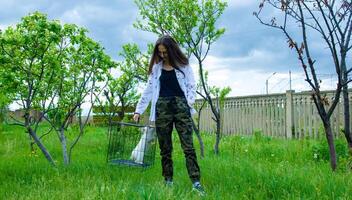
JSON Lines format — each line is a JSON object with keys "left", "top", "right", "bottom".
{"left": 158, "top": 44, "right": 168, "bottom": 62}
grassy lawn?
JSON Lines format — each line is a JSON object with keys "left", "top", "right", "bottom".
{"left": 0, "top": 124, "right": 352, "bottom": 200}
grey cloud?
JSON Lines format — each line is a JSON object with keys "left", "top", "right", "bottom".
{"left": 208, "top": 4, "right": 300, "bottom": 73}
{"left": 210, "top": 1, "right": 347, "bottom": 77}
{"left": 0, "top": 0, "right": 347, "bottom": 78}
{"left": 0, "top": 0, "right": 142, "bottom": 61}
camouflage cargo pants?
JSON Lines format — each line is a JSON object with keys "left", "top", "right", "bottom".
{"left": 155, "top": 96, "right": 200, "bottom": 183}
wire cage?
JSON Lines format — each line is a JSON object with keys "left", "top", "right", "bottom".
{"left": 107, "top": 122, "right": 157, "bottom": 168}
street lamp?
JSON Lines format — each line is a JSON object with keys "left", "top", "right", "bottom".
{"left": 265, "top": 72, "right": 277, "bottom": 94}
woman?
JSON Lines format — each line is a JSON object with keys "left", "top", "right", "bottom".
{"left": 133, "top": 35, "right": 205, "bottom": 195}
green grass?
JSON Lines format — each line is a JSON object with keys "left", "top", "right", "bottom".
{"left": 0, "top": 124, "right": 352, "bottom": 200}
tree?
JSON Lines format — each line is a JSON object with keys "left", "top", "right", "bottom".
{"left": 134, "top": 0, "right": 228, "bottom": 154}
{"left": 119, "top": 43, "right": 151, "bottom": 82}
{"left": 210, "top": 85, "right": 231, "bottom": 142}
{"left": 193, "top": 70, "right": 231, "bottom": 157}
{"left": 0, "top": 96, "right": 9, "bottom": 123}
{"left": 93, "top": 43, "right": 145, "bottom": 129}
{"left": 115, "top": 43, "right": 150, "bottom": 121}
{"left": 102, "top": 68, "right": 140, "bottom": 123}
{"left": 193, "top": 73, "right": 209, "bottom": 158}
{"left": 0, "top": 12, "right": 114, "bottom": 165}
{"left": 44, "top": 26, "right": 113, "bottom": 164}
{"left": 0, "top": 12, "right": 65, "bottom": 165}
{"left": 0, "top": 44, "right": 15, "bottom": 123}
{"left": 0, "top": 80, "right": 13, "bottom": 123}
{"left": 254, "top": 0, "right": 352, "bottom": 170}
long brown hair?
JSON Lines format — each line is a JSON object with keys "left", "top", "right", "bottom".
{"left": 148, "top": 35, "right": 189, "bottom": 74}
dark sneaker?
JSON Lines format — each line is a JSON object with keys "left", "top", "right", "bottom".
{"left": 192, "top": 182, "right": 206, "bottom": 196}
{"left": 164, "top": 179, "right": 173, "bottom": 187}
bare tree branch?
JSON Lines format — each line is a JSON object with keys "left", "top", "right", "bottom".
{"left": 196, "top": 90, "right": 206, "bottom": 99}
{"left": 347, "top": 67, "right": 352, "bottom": 74}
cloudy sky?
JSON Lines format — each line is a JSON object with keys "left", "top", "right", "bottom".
{"left": 1, "top": 0, "right": 346, "bottom": 98}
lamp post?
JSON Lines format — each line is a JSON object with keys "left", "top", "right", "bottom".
{"left": 265, "top": 72, "right": 277, "bottom": 94}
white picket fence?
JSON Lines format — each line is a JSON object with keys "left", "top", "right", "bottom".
{"left": 195, "top": 90, "right": 352, "bottom": 139}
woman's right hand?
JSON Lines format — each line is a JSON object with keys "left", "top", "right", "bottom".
{"left": 133, "top": 113, "right": 140, "bottom": 122}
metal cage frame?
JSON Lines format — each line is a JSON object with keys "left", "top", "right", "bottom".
{"left": 107, "top": 122, "right": 157, "bottom": 168}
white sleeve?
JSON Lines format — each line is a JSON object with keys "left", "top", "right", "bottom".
{"left": 135, "top": 72, "right": 154, "bottom": 115}
{"left": 186, "top": 66, "right": 196, "bottom": 105}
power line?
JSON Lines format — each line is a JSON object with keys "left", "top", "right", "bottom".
{"left": 277, "top": 81, "right": 291, "bottom": 92}
{"left": 269, "top": 78, "right": 288, "bottom": 91}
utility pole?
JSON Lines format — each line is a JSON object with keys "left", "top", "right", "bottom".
{"left": 265, "top": 72, "right": 277, "bottom": 94}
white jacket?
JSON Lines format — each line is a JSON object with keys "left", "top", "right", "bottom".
{"left": 135, "top": 61, "right": 197, "bottom": 122}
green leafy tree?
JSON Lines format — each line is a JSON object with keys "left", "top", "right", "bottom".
{"left": 102, "top": 68, "right": 140, "bottom": 122}
{"left": 0, "top": 12, "right": 66, "bottom": 165}
{"left": 0, "top": 95, "right": 9, "bottom": 123}
{"left": 0, "top": 12, "right": 114, "bottom": 165}
{"left": 94, "top": 44, "right": 144, "bottom": 129}
{"left": 44, "top": 26, "right": 114, "bottom": 164}
{"left": 134, "top": 0, "right": 228, "bottom": 154}
{"left": 0, "top": 71, "right": 14, "bottom": 123}
{"left": 0, "top": 40, "right": 16, "bottom": 123}
{"left": 119, "top": 43, "right": 151, "bottom": 82}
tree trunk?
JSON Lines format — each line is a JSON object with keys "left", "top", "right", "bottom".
{"left": 28, "top": 127, "right": 56, "bottom": 166}
{"left": 25, "top": 109, "right": 56, "bottom": 166}
{"left": 59, "top": 128, "right": 69, "bottom": 165}
{"left": 344, "top": 91, "right": 352, "bottom": 169}
{"left": 28, "top": 134, "right": 36, "bottom": 152}
{"left": 342, "top": 81, "right": 352, "bottom": 153}
{"left": 198, "top": 59, "right": 221, "bottom": 155}
{"left": 119, "top": 110, "right": 125, "bottom": 121}
{"left": 214, "top": 118, "right": 221, "bottom": 155}
{"left": 349, "top": 142, "right": 352, "bottom": 170}
{"left": 340, "top": 51, "right": 352, "bottom": 156}
{"left": 323, "top": 119, "right": 337, "bottom": 171}
{"left": 191, "top": 119, "right": 204, "bottom": 158}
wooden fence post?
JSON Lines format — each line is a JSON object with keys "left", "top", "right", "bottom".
{"left": 286, "top": 90, "right": 295, "bottom": 139}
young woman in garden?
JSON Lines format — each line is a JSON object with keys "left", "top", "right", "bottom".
{"left": 133, "top": 35, "right": 205, "bottom": 196}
